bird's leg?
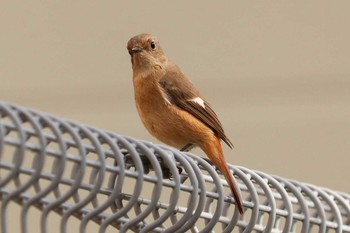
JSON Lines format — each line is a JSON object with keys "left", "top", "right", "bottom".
{"left": 180, "top": 143, "right": 194, "bottom": 152}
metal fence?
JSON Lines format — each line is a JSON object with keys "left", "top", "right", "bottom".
{"left": 0, "top": 101, "right": 349, "bottom": 233}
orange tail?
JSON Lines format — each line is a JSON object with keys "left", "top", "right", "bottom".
{"left": 201, "top": 136, "right": 244, "bottom": 214}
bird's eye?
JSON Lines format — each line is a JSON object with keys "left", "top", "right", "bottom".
{"left": 150, "top": 41, "right": 156, "bottom": 49}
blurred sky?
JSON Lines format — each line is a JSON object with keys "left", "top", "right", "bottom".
{"left": 1, "top": 1, "right": 349, "bottom": 196}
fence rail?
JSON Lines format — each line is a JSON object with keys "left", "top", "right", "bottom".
{"left": 0, "top": 101, "right": 349, "bottom": 233}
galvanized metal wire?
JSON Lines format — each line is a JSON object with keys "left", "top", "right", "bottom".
{"left": 0, "top": 101, "right": 349, "bottom": 233}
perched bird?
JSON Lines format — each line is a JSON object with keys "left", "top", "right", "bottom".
{"left": 127, "top": 33, "right": 244, "bottom": 214}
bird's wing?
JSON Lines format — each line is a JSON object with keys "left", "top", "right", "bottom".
{"left": 159, "top": 71, "right": 233, "bottom": 148}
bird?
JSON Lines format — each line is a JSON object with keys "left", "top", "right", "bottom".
{"left": 127, "top": 33, "right": 244, "bottom": 214}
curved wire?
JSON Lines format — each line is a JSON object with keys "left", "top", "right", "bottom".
{"left": 0, "top": 101, "right": 349, "bottom": 233}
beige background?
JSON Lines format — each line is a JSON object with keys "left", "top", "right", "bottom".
{"left": 1, "top": 1, "right": 349, "bottom": 230}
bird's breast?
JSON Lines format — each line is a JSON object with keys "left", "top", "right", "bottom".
{"left": 133, "top": 74, "right": 213, "bottom": 149}
{"left": 133, "top": 76, "right": 173, "bottom": 137}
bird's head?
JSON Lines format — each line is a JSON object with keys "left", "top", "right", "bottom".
{"left": 127, "top": 33, "right": 167, "bottom": 71}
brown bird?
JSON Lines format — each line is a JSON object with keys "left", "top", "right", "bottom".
{"left": 127, "top": 33, "right": 244, "bottom": 214}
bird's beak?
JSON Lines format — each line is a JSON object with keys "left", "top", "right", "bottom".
{"left": 129, "top": 46, "right": 142, "bottom": 55}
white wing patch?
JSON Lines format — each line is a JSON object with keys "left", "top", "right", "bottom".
{"left": 191, "top": 97, "right": 205, "bottom": 108}
{"left": 159, "top": 86, "right": 172, "bottom": 105}
{"left": 162, "top": 94, "right": 171, "bottom": 105}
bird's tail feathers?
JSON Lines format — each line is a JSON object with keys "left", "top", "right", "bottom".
{"left": 202, "top": 136, "right": 244, "bottom": 214}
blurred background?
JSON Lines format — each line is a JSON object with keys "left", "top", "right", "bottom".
{"left": 1, "top": 0, "right": 349, "bottom": 198}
